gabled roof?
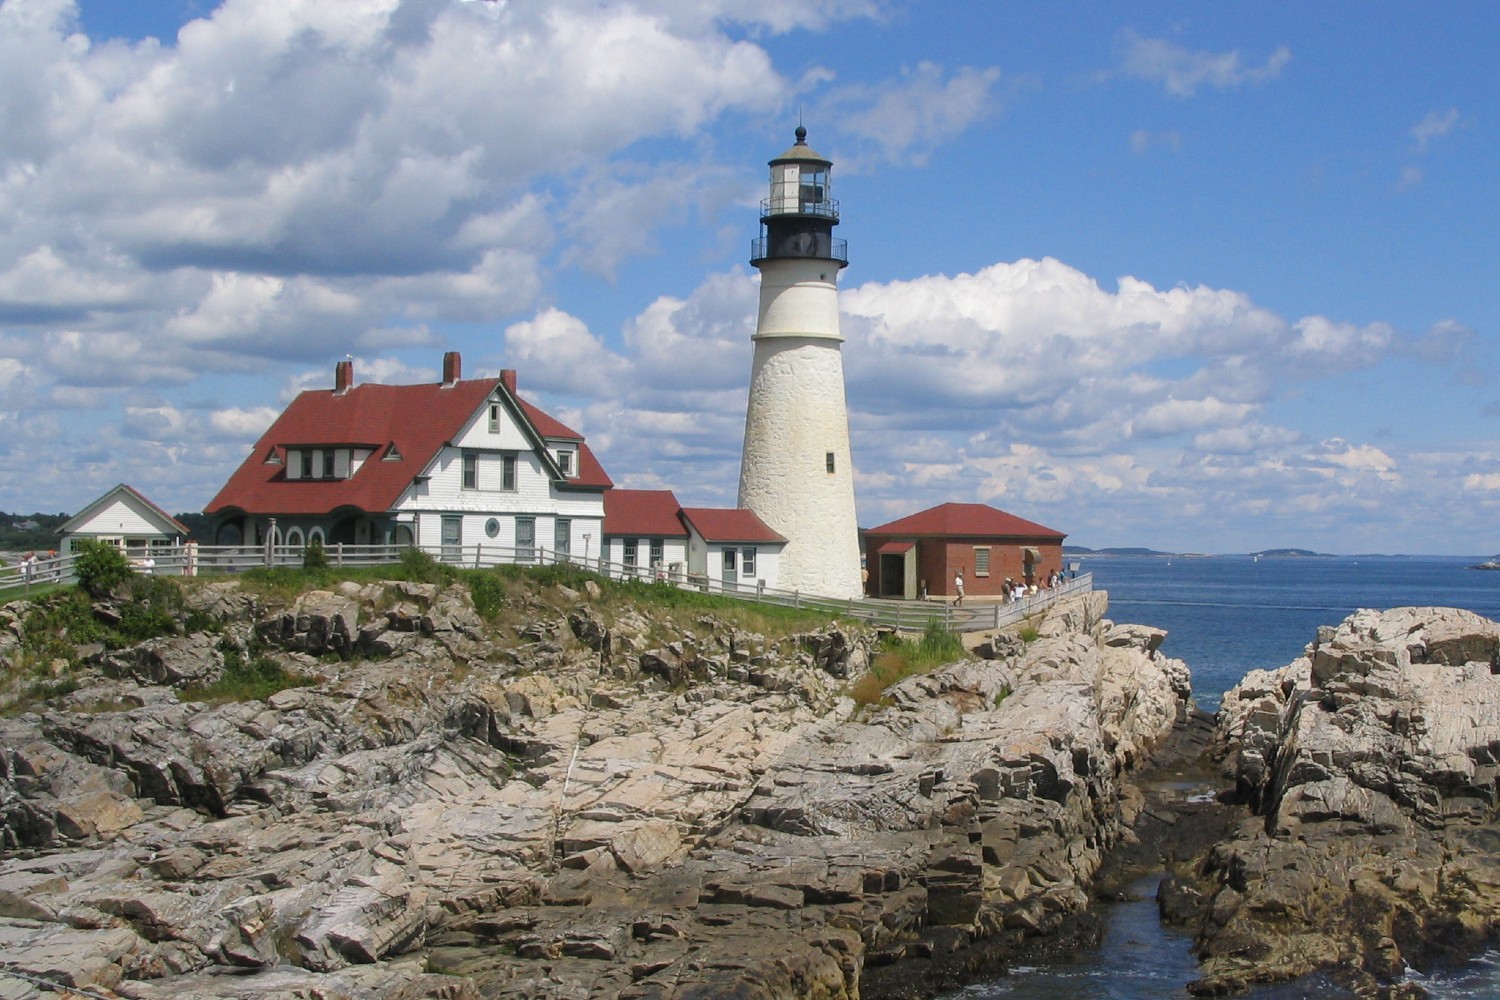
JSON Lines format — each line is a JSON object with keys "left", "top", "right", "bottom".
{"left": 865, "top": 502, "right": 1065, "bottom": 541}
{"left": 679, "top": 508, "right": 786, "bottom": 545}
{"left": 206, "top": 376, "right": 611, "bottom": 517}
{"left": 604, "top": 489, "right": 689, "bottom": 538}
{"left": 61, "top": 484, "right": 190, "bottom": 536}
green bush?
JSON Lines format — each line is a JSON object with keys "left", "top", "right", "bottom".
{"left": 469, "top": 573, "right": 506, "bottom": 619}
{"left": 397, "top": 547, "right": 456, "bottom": 585}
{"left": 303, "top": 536, "right": 329, "bottom": 571}
{"left": 114, "top": 576, "right": 186, "bottom": 643}
{"left": 72, "top": 539, "right": 134, "bottom": 597}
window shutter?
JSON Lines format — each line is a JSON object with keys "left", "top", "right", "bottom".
{"left": 334, "top": 449, "right": 351, "bottom": 479}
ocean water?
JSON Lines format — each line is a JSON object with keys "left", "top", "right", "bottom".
{"left": 1085, "top": 553, "right": 1500, "bottom": 712}
{"left": 944, "top": 554, "right": 1500, "bottom": 1000}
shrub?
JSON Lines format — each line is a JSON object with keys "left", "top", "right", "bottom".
{"left": 397, "top": 547, "right": 456, "bottom": 585}
{"left": 72, "top": 539, "right": 133, "bottom": 597}
{"left": 470, "top": 572, "right": 506, "bottom": 619}
{"left": 303, "top": 536, "right": 329, "bottom": 571}
{"left": 113, "top": 576, "right": 186, "bottom": 644}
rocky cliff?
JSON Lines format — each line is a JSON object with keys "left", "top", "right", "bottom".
{"left": 1186, "top": 606, "right": 1500, "bottom": 996}
{"left": 0, "top": 572, "right": 1190, "bottom": 999}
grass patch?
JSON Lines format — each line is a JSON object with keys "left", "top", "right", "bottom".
{"left": 1017, "top": 624, "right": 1040, "bottom": 643}
{"left": 183, "top": 649, "right": 313, "bottom": 704}
{"left": 849, "top": 620, "right": 966, "bottom": 708}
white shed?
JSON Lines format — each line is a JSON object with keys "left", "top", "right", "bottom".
{"left": 59, "top": 484, "right": 190, "bottom": 560}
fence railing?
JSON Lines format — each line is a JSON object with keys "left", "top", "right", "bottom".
{"left": 0, "top": 542, "right": 1092, "bottom": 635}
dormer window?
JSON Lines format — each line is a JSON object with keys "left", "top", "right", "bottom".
{"left": 556, "top": 449, "right": 574, "bottom": 477}
{"left": 286, "top": 447, "right": 352, "bottom": 480}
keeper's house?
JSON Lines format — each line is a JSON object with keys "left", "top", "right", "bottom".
{"left": 205, "top": 353, "right": 612, "bottom": 560}
{"left": 863, "top": 502, "right": 1066, "bottom": 600}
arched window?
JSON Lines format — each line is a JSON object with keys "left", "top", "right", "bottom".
{"left": 308, "top": 527, "right": 326, "bottom": 546}
{"left": 393, "top": 524, "right": 413, "bottom": 546}
{"left": 285, "top": 527, "right": 305, "bottom": 548}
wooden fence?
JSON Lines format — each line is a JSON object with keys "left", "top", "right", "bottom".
{"left": 0, "top": 543, "right": 1092, "bottom": 635}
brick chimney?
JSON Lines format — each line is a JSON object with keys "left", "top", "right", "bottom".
{"left": 500, "top": 369, "right": 517, "bottom": 394}
{"left": 442, "top": 351, "right": 461, "bottom": 386}
{"left": 335, "top": 358, "right": 354, "bottom": 394}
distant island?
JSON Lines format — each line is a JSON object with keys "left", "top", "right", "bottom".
{"left": 1248, "top": 548, "right": 1332, "bottom": 559}
{"left": 1470, "top": 557, "right": 1500, "bottom": 571}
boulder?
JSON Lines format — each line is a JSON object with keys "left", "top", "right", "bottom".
{"left": 1196, "top": 606, "right": 1500, "bottom": 994}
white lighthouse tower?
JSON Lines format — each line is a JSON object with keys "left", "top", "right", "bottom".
{"left": 737, "top": 127, "right": 863, "bottom": 599}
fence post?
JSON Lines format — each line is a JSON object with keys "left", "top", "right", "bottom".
{"left": 335, "top": 543, "right": 344, "bottom": 566}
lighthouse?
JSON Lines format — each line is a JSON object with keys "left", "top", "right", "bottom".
{"left": 737, "top": 127, "right": 863, "bottom": 599}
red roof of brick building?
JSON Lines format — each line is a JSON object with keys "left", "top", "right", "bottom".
{"left": 865, "top": 502, "right": 1065, "bottom": 541}
{"left": 603, "top": 489, "right": 689, "bottom": 537}
{"left": 206, "top": 374, "right": 611, "bottom": 517}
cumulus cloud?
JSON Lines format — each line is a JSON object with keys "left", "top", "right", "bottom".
{"left": 1117, "top": 30, "right": 1291, "bottom": 97}
{"left": 0, "top": 0, "right": 795, "bottom": 379}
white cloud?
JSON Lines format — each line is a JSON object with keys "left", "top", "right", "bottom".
{"left": 1411, "top": 108, "right": 1459, "bottom": 150}
{"left": 1129, "top": 129, "right": 1181, "bottom": 154}
{"left": 208, "top": 405, "right": 279, "bottom": 440}
{"left": 502, "top": 307, "right": 630, "bottom": 397}
{"left": 830, "top": 62, "right": 1002, "bottom": 164}
{"left": 1117, "top": 30, "right": 1291, "bottom": 97}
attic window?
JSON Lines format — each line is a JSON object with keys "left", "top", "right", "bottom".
{"left": 264, "top": 447, "right": 282, "bottom": 465}
{"left": 556, "top": 449, "right": 574, "bottom": 477}
{"left": 383, "top": 442, "right": 402, "bottom": 461}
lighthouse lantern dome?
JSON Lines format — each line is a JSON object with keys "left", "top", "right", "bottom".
{"left": 766, "top": 125, "right": 836, "bottom": 218}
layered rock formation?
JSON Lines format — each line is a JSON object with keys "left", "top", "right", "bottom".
{"left": 0, "top": 575, "right": 1190, "bottom": 999}
{"left": 1189, "top": 606, "right": 1500, "bottom": 996}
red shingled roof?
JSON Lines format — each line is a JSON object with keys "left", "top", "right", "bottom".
{"left": 865, "top": 502, "right": 1065, "bottom": 540}
{"left": 604, "top": 489, "right": 688, "bottom": 537}
{"left": 679, "top": 508, "right": 786, "bottom": 544}
{"left": 206, "top": 376, "right": 611, "bottom": 517}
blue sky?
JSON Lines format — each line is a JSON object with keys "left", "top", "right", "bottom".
{"left": 1, "top": 0, "right": 1496, "bottom": 554}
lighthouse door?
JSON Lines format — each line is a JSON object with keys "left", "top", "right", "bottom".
{"left": 721, "top": 548, "right": 738, "bottom": 593}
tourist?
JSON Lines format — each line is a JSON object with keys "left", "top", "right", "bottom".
{"left": 954, "top": 570, "right": 965, "bottom": 607}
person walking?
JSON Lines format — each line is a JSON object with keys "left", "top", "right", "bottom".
{"left": 954, "top": 570, "right": 965, "bottom": 607}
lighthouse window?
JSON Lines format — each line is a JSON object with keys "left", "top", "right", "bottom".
{"left": 825, "top": 452, "right": 836, "bottom": 474}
